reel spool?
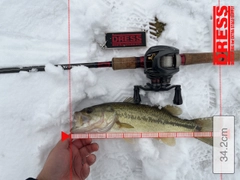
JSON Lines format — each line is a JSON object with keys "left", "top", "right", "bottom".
{"left": 134, "top": 45, "right": 183, "bottom": 105}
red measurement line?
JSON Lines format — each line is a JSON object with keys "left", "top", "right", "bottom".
{"left": 218, "top": 3, "right": 223, "bottom": 180}
{"left": 68, "top": 0, "right": 72, "bottom": 124}
{"left": 213, "top": 6, "right": 216, "bottom": 65}
{"left": 71, "top": 132, "right": 213, "bottom": 139}
{"left": 219, "top": 70, "right": 223, "bottom": 180}
{"left": 228, "top": 6, "right": 231, "bottom": 65}
{"left": 218, "top": 2, "right": 222, "bottom": 180}
{"left": 219, "top": 66, "right": 222, "bottom": 116}
{"left": 67, "top": 1, "right": 72, "bottom": 180}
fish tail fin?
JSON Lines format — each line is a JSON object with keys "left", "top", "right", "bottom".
{"left": 193, "top": 117, "right": 213, "bottom": 146}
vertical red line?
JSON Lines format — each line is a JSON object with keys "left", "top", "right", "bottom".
{"left": 231, "top": 10, "right": 234, "bottom": 60}
{"left": 219, "top": 66, "right": 222, "bottom": 116}
{"left": 216, "top": 4, "right": 222, "bottom": 180}
{"left": 213, "top": 6, "right": 216, "bottom": 64}
{"left": 67, "top": 0, "right": 72, "bottom": 180}
{"left": 219, "top": 65, "right": 223, "bottom": 179}
{"left": 231, "top": 6, "right": 235, "bottom": 64}
{"left": 68, "top": 1, "right": 72, "bottom": 126}
{"left": 228, "top": 6, "right": 231, "bottom": 64}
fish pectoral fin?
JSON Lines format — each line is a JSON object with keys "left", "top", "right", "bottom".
{"left": 158, "top": 137, "right": 176, "bottom": 146}
{"left": 163, "top": 105, "right": 182, "bottom": 116}
{"left": 116, "top": 121, "right": 134, "bottom": 128}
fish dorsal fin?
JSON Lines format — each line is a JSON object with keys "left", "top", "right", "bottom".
{"left": 116, "top": 120, "right": 134, "bottom": 128}
{"left": 159, "top": 137, "right": 176, "bottom": 146}
{"left": 163, "top": 105, "right": 182, "bottom": 116}
{"left": 123, "top": 97, "right": 134, "bottom": 103}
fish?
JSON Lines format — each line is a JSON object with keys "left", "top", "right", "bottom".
{"left": 71, "top": 100, "right": 213, "bottom": 146}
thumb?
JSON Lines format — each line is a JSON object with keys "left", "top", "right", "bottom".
{"left": 56, "top": 138, "right": 71, "bottom": 149}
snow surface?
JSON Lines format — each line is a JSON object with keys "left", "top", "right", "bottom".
{"left": 0, "top": 0, "right": 240, "bottom": 179}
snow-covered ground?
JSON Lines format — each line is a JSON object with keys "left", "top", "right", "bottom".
{"left": 0, "top": 0, "right": 240, "bottom": 179}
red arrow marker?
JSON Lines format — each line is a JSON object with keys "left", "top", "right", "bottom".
{"left": 61, "top": 131, "right": 71, "bottom": 141}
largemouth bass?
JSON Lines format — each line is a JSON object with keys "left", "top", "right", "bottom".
{"left": 71, "top": 102, "right": 213, "bottom": 146}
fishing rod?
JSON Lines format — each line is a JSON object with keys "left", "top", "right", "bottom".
{"left": 1, "top": 46, "right": 239, "bottom": 74}
{"left": 1, "top": 45, "right": 239, "bottom": 105}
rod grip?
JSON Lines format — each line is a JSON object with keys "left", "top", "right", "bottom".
{"left": 112, "top": 57, "right": 137, "bottom": 70}
{"left": 183, "top": 52, "right": 213, "bottom": 65}
{"left": 183, "top": 51, "right": 240, "bottom": 65}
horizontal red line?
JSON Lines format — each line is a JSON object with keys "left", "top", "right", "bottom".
{"left": 71, "top": 132, "right": 213, "bottom": 139}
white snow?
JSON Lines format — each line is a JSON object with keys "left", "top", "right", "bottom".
{"left": 0, "top": 0, "right": 240, "bottom": 179}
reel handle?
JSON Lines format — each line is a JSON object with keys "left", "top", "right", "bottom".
{"left": 173, "top": 86, "right": 183, "bottom": 105}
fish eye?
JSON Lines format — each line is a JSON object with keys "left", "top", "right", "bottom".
{"left": 86, "top": 108, "right": 93, "bottom": 114}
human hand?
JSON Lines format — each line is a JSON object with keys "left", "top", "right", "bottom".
{"left": 37, "top": 138, "right": 99, "bottom": 180}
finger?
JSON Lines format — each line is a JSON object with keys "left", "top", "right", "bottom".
{"left": 79, "top": 143, "right": 98, "bottom": 165}
{"left": 72, "top": 138, "right": 92, "bottom": 149}
{"left": 86, "top": 154, "right": 96, "bottom": 166}
{"left": 81, "top": 163, "right": 90, "bottom": 179}
{"left": 79, "top": 143, "right": 99, "bottom": 157}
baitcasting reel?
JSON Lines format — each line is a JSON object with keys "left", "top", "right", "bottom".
{"left": 133, "top": 45, "right": 183, "bottom": 105}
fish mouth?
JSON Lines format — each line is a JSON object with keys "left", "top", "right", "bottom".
{"left": 71, "top": 113, "right": 103, "bottom": 133}
{"left": 71, "top": 112, "right": 117, "bottom": 133}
